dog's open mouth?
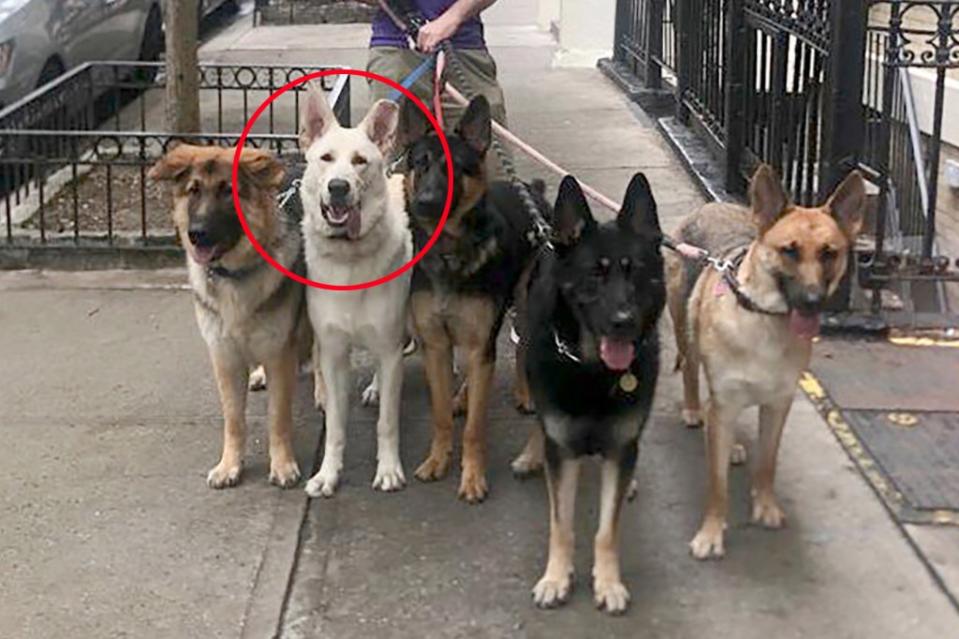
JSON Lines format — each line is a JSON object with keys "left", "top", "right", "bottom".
{"left": 190, "top": 244, "right": 226, "bottom": 266}
{"left": 322, "top": 203, "right": 362, "bottom": 240}
{"left": 788, "top": 310, "right": 821, "bottom": 340}
{"left": 599, "top": 337, "right": 635, "bottom": 371}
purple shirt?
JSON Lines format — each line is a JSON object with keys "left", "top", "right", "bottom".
{"left": 371, "top": 1, "right": 486, "bottom": 49}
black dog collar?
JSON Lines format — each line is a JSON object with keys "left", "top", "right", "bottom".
{"left": 207, "top": 261, "right": 266, "bottom": 281}
{"left": 719, "top": 248, "right": 789, "bottom": 317}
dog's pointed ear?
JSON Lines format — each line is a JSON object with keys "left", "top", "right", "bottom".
{"left": 617, "top": 172, "right": 661, "bottom": 237}
{"left": 148, "top": 144, "right": 195, "bottom": 182}
{"left": 398, "top": 98, "right": 432, "bottom": 149}
{"left": 553, "top": 175, "right": 595, "bottom": 247}
{"left": 749, "top": 164, "right": 789, "bottom": 233}
{"left": 238, "top": 147, "right": 285, "bottom": 190}
{"left": 299, "top": 81, "right": 338, "bottom": 150}
{"left": 360, "top": 99, "right": 399, "bottom": 154}
{"left": 456, "top": 95, "right": 491, "bottom": 156}
{"left": 826, "top": 170, "right": 866, "bottom": 240}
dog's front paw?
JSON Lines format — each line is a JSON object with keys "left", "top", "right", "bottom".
{"left": 681, "top": 408, "right": 703, "bottom": 429}
{"left": 372, "top": 460, "right": 406, "bottom": 492}
{"left": 457, "top": 466, "right": 488, "bottom": 503}
{"left": 513, "top": 389, "right": 535, "bottom": 415}
{"left": 730, "top": 443, "right": 748, "bottom": 466}
{"left": 248, "top": 365, "right": 267, "bottom": 391}
{"left": 360, "top": 378, "right": 379, "bottom": 407}
{"left": 510, "top": 451, "right": 543, "bottom": 479}
{"left": 532, "top": 572, "right": 573, "bottom": 609}
{"left": 751, "top": 491, "right": 786, "bottom": 529}
{"left": 625, "top": 477, "right": 639, "bottom": 502}
{"left": 207, "top": 460, "right": 243, "bottom": 489}
{"left": 304, "top": 466, "right": 340, "bottom": 498}
{"left": 593, "top": 578, "right": 630, "bottom": 615}
{"left": 414, "top": 452, "right": 451, "bottom": 482}
{"left": 689, "top": 519, "right": 726, "bottom": 559}
{"left": 269, "top": 458, "right": 301, "bottom": 488}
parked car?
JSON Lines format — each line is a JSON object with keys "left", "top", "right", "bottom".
{"left": 0, "top": 0, "right": 234, "bottom": 110}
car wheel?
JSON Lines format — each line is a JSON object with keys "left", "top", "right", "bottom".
{"left": 36, "top": 57, "right": 66, "bottom": 88}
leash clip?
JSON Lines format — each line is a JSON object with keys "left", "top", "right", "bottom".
{"left": 277, "top": 178, "right": 302, "bottom": 209}
{"left": 707, "top": 256, "right": 733, "bottom": 274}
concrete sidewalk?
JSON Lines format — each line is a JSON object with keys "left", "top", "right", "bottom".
{"left": 2, "top": 2, "right": 958, "bottom": 637}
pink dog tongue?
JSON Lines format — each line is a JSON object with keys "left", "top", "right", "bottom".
{"left": 789, "top": 311, "right": 821, "bottom": 340}
{"left": 599, "top": 337, "right": 635, "bottom": 371}
{"left": 192, "top": 245, "right": 217, "bottom": 265}
{"left": 347, "top": 208, "right": 362, "bottom": 240}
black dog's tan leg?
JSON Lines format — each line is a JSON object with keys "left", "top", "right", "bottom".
{"left": 264, "top": 343, "right": 300, "bottom": 488}
{"left": 511, "top": 426, "right": 544, "bottom": 478}
{"left": 413, "top": 295, "right": 455, "bottom": 482}
{"left": 689, "top": 399, "right": 741, "bottom": 559}
{"left": 459, "top": 345, "right": 493, "bottom": 502}
{"left": 533, "top": 440, "right": 580, "bottom": 608}
{"left": 593, "top": 444, "right": 637, "bottom": 614}
{"left": 752, "top": 396, "right": 792, "bottom": 528}
{"left": 208, "top": 349, "right": 248, "bottom": 488}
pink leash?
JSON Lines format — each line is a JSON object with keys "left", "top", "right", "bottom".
{"left": 432, "top": 51, "right": 446, "bottom": 130}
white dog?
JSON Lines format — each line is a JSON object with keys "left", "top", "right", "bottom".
{"left": 298, "top": 83, "right": 412, "bottom": 497}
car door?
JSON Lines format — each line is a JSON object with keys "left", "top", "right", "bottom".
{"left": 54, "top": 0, "right": 143, "bottom": 67}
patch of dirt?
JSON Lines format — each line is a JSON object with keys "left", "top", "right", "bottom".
{"left": 21, "top": 164, "right": 174, "bottom": 236}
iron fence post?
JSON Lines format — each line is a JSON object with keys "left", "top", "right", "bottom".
{"left": 674, "top": 0, "right": 691, "bottom": 122}
{"left": 820, "top": 0, "right": 867, "bottom": 199}
{"left": 822, "top": 0, "right": 867, "bottom": 312}
{"left": 646, "top": 0, "right": 664, "bottom": 90}
{"left": 723, "top": 0, "right": 746, "bottom": 194}
{"left": 613, "top": 0, "right": 626, "bottom": 65}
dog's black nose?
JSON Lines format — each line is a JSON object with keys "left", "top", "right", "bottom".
{"left": 797, "top": 290, "right": 824, "bottom": 314}
{"left": 413, "top": 191, "right": 445, "bottom": 216}
{"left": 188, "top": 228, "right": 212, "bottom": 247}
{"left": 611, "top": 308, "right": 635, "bottom": 330}
{"left": 328, "top": 179, "right": 351, "bottom": 202}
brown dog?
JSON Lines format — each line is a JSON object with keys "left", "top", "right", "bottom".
{"left": 666, "top": 164, "right": 864, "bottom": 559}
{"left": 150, "top": 144, "right": 319, "bottom": 489}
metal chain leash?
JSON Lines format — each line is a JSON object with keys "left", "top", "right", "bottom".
{"left": 438, "top": 40, "right": 553, "bottom": 246}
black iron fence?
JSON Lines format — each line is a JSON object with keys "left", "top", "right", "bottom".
{"left": 611, "top": 0, "right": 959, "bottom": 313}
{"left": 0, "top": 62, "right": 349, "bottom": 269}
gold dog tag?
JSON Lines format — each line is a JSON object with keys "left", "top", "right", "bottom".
{"left": 619, "top": 372, "right": 638, "bottom": 393}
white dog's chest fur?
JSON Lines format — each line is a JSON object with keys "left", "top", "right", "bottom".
{"left": 303, "top": 175, "right": 411, "bottom": 350}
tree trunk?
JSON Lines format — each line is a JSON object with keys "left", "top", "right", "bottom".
{"left": 164, "top": 0, "right": 201, "bottom": 134}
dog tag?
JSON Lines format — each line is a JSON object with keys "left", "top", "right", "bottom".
{"left": 619, "top": 372, "right": 638, "bottom": 393}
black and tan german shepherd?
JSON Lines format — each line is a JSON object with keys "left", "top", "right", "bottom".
{"left": 398, "top": 95, "right": 549, "bottom": 503}
{"left": 519, "top": 175, "right": 666, "bottom": 614}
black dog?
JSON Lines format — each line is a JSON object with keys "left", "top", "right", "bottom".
{"left": 518, "top": 174, "right": 665, "bottom": 614}
{"left": 399, "top": 95, "right": 549, "bottom": 503}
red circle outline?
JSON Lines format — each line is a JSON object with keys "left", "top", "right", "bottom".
{"left": 231, "top": 69, "right": 453, "bottom": 291}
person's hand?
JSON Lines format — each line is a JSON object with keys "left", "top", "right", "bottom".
{"left": 416, "top": 11, "right": 462, "bottom": 52}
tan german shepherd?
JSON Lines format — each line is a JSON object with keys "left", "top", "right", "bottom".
{"left": 150, "top": 144, "right": 319, "bottom": 489}
{"left": 666, "top": 164, "right": 865, "bottom": 559}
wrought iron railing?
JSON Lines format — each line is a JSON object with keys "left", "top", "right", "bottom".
{"left": 610, "top": 0, "right": 959, "bottom": 312}
{"left": 0, "top": 62, "right": 350, "bottom": 268}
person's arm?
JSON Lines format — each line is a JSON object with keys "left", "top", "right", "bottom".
{"left": 417, "top": 0, "right": 498, "bottom": 52}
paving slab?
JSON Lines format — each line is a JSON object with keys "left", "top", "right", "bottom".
{"left": 0, "top": 282, "right": 321, "bottom": 639}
